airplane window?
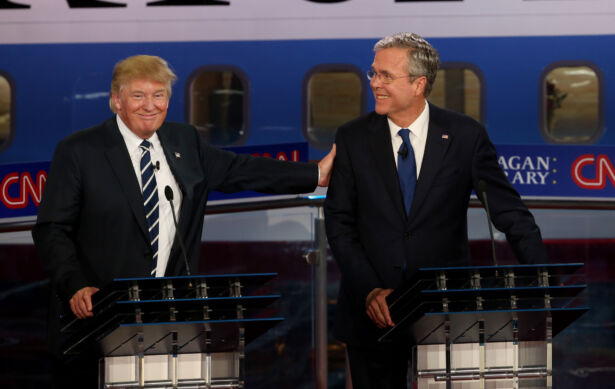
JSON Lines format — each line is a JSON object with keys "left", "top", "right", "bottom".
{"left": 0, "top": 73, "right": 13, "bottom": 151}
{"left": 429, "top": 64, "right": 484, "bottom": 124}
{"left": 540, "top": 63, "right": 603, "bottom": 144}
{"left": 303, "top": 66, "right": 365, "bottom": 150}
{"left": 187, "top": 67, "right": 248, "bottom": 146}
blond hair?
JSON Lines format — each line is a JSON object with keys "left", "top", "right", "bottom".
{"left": 109, "top": 55, "right": 178, "bottom": 113}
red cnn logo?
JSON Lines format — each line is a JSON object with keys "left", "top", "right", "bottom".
{"left": 0, "top": 171, "right": 47, "bottom": 209}
{"left": 571, "top": 154, "right": 615, "bottom": 190}
{"left": 251, "top": 150, "right": 301, "bottom": 161}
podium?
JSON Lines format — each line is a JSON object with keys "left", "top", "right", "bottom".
{"left": 381, "top": 263, "right": 588, "bottom": 389}
{"left": 60, "top": 273, "right": 283, "bottom": 388}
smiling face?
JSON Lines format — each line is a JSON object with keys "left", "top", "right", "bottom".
{"left": 370, "top": 47, "right": 426, "bottom": 127}
{"left": 112, "top": 78, "right": 169, "bottom": 139}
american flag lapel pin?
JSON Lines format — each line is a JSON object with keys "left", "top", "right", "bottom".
{"left": 174, "top": 152, "right": 181, "bottom": 158}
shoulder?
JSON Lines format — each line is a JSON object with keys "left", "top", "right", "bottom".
{"left": 156, "top": 121, "right": 209, "bottom": 159}
{"left": 55, "top": 117, "right": 116, "bottom": 153}
{"left": 428, "top": 103, "right": 487, "bottom": 145}
{"left": 337, "top": 111, "right": 385, "bottom": 138}
{"left": 159, "top": 121, "right": 195, "bottom": 133}
{"left": 157, "top": 121, "right": 199, "bottom": 142}
{"left": 429, "top": 103, "right": 483, "bottom": 133}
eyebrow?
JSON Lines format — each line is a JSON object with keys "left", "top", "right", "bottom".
{"left": 130, "top": 89, "right": 166, "bottom": 94}
{"left": 371, "top": 66, "right": 391, "bottom": 74}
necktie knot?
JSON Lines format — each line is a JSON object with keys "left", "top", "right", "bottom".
{"left": 398, "top": 128, "right": 411, "bottom": 144}
{"left": 397, "top": 129, "right": 411, "bottom": 160}
{"left": 140, "top": 140, "right": 151, "bottom": 153}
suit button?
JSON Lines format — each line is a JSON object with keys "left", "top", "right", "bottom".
{"left": 404, "top": 231, "right": 411, "bottom": 240}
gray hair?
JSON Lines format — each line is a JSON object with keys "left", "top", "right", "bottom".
{"left": 374, "top": 32, "right": 439, "bottom": 97}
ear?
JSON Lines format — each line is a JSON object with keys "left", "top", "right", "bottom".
{"left": 415, "top": 76, "right": 427, "bottom": 97}
{"left": 112, "top": 93, "right": 121, "bottom": 112}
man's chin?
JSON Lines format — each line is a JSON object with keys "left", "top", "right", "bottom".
{"left": 132, "top": 125, "right": 160, "bottom": 138}
{"left": 374, "top": 105, "right": 388, "bottom": 116}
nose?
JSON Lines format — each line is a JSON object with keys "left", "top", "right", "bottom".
{"left": 142, "top": 95, "right": 155, "bottom": 111}
{"left": 371, "top": 75, "right": 382, "bottom": 89}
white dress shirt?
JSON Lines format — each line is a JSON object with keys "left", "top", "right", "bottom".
{"left": 388, "top": 102, "right": 430, "bottom": 178}
{"left": 116, "top": 116, "right": 183, "bottom": 277}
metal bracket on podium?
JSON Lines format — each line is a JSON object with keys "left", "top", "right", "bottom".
{"left": 381, "top": 263, "right": 588, "bottom": 389}
{"left": 60, "top": 273, "right": 283, "bottom": 388}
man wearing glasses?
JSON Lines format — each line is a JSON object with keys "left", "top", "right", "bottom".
{"left": 324, "top": 32, "right": 547, "bottom": 388}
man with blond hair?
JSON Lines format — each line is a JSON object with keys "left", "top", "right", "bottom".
{"left": 33, "top": 54, "right": 334, "bottom": 387}
{"left": 325, "top": 33, "right": 546, "bottom": 388}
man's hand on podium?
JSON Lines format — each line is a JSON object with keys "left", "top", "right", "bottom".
{"left": 69, "top": 286, "right": 100, "bottom": 319}
{"left": 366, "top": 288, "right": 395, "bottom": 329}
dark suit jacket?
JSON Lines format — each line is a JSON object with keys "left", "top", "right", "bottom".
{"left": 32, "top": 117, "right": 318, "bottom": 355}
{"left": 324, "top": 104, "right": 547, "bottom": 346}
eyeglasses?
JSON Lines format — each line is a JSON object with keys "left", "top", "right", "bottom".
{"left": 366, "top": 70, "right": 414, "bottom": 84}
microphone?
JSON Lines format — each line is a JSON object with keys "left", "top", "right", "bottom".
{"left": 164, "top": 185, "right": 191, "bottom": 276}
{"left": 398, "top": 144, "right": 408, "bottom": 159}
{"left": 477, "top": 180, "right": 498, "bottom": 268}
{"left": 154, "top": 161, "right": 160, "bottom": 170}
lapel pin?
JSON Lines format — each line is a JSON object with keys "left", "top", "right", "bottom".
{"left": 174, "top": 152, "right": 181, "bottom": 158}
{"left": 442, "top": 134, "right": 449, "bottom": 140}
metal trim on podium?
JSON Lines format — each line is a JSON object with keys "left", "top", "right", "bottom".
{"left": 60, "top": 273, "right": 283, "bottom": 388}
{"left": 380, "top": 263, "right": 588, "bottom": 389}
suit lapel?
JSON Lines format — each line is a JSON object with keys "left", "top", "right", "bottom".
{"left": 367, "top": 115, "right": 406, "bottom": 219}
{"left": 157, "top": 125, "right": 188, "bottom": 200}
{"left": 157, "top": 125, "right": 191, "bottom": 269}
{"left": 408, "top": 105, "right": 452, "bottom": 220}
{"left": 102, "top": 119, "right": 149, "bottom": 242}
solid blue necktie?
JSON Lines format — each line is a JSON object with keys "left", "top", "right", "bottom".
{"left": 139, "top": 140, "right": 159, "bottom": 276}
{"left": 397, "top": 128, "right": 417, "bottom": 216}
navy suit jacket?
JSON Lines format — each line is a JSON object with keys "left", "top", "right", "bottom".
{"left": 324, "top": 104, "right": 547, "bottom": 346}
{"left": 33, "top": 117, "right": 318, "bottom": 355}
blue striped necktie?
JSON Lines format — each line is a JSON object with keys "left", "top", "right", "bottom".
{"left": 139, "top": 140, "right": 159, "bottom": 276}
{"left": 397, "top": 128, "right": 417, "bottom": 216}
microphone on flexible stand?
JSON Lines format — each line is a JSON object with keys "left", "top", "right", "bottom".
{"left": 164, "top": 185, "right": 191, "bottom": 277}
{"left": 477, "top": 180, "right": 499, "bottom": 269}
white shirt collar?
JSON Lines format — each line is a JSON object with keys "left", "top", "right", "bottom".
{"left": 387, "top": 101, "right": 429, "bottom": 142}
{"left": 387, "top": 102, "right": 430, "bottom": 177}
{"left": 116, "top": 115, "right": 161, "bottom": 152}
